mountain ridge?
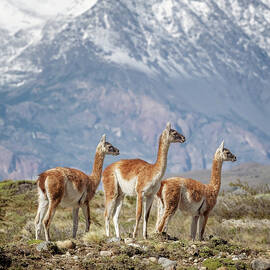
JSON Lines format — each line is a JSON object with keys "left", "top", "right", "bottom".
{"left": 0, "top": 0, "right": 270, "bottom": 179}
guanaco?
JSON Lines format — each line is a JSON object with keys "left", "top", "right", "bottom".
{"left": 156, "top": 141, "right": 236, "bottom": 240}
{"left": 102, "top": 122, "right": 185, "bottom": 239}
{"left": 35, "top": 134, "right": 119, "bottom": 241}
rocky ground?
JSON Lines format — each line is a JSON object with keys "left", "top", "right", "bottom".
{"left": 0, "top": 180, "right": 270, "bottom": 269}
{"left": 1, "top": 234, "right": 270, "bottom": 270}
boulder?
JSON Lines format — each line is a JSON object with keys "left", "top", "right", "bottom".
{"left": 251, "top": 258, "right": 270, "bottom": 270}
{"left": 158, "top": 257, "right": 177, "bottom": 270}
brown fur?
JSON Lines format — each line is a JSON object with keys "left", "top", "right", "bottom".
{"left": 102, "top": 123, "right": 185, "bottom": 239}
{"left": 156, "top": 143, "right": 236, "bottom": 240}
{"left": 35, "top": 135, "right": 119, "bottom": 241}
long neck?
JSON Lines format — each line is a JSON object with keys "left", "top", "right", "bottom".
{"left": 154, "top": 135, "right": 169, "bottom": 177}
{"left": 209, "top": 157, "right": 223, "bottom": 195}
{"left": 90, "top": 149, "right": 105, "bottom": 191}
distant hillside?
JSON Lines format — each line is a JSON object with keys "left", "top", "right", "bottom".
{"left": 1, "top": 0, "right": 270, "bottom": 180}
{"left": 167, "top": 162, "right": 270, "bottom": 191}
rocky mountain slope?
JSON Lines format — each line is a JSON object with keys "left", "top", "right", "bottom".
{"left": 0, "top": 0, "right": 270, "bottom": 179}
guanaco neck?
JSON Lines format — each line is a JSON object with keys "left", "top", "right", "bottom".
{"left": 154, "top": 134, "right": 170, "bottom": 177}
{"left": 209, "top": 157, "right": 223, "bottom": 196}
{"left": 90, "top": 148, "right": 105, "bottom": 191}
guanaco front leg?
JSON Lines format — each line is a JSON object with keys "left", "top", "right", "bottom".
{"left": 143, "top": 195, "right": 155, "bottom": 239}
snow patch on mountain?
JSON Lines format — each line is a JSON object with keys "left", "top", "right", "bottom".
{"left": 0, "top": 0, "right": 270, "bottom": 179}
{"left": 0, "top": 0, "right": 98, "bottom": 33}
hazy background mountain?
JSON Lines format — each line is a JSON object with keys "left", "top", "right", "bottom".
{"left": 0, "top": 0, "right": 270, "bottom": 181}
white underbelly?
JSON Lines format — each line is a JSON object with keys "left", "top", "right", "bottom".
{"left": 60, "top": 181, "right": 86, "bottom": 207}
{"left": 179, "top": 190, "right": 205, "bottom": 215}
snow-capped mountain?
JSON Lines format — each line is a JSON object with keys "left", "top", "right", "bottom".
{"left": 0, "top": 0, "right": 270, "bottom": 180}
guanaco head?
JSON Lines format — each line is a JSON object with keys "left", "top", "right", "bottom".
{"left": 163, "top": 122, "right": 186, "bottom": 144}
{"left": 98, "top": 134, "right": 120, "bottom": 156}
{"left": 215, "top": 141, "right": 237, "bottom": 162}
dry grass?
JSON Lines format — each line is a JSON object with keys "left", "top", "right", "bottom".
{"left": 1, "top": 179, "right": 270, "bottom": 269}
{"left": 1, "top": 179, "right": 270, "bottom": 251}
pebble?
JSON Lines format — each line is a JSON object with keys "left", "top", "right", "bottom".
{"left": 149, "top": 257, "right": 158, "bottom": 263}
{"left": 128, "top": 243, "right": 141, "bottom": 249}
{"left": 107, "top": 237, "right": 121, "bottom": 243}
{"left": 85, "top": 252, "right": 92, "bottom": 258}
{"left": 124, "top": 238, "right": 133, "bottom": 244}
{"left": 100, "top": 250, "right": 113, "bottom": 256}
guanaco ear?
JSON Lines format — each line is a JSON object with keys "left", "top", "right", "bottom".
{"left": 100, "top": 134, "right": 106, "bottom": 144}
{"left": 166, "top": 122, "right": 171, "bottom": 131}
{"left": 218, "top": 140, "right": 224, "bottom": 152}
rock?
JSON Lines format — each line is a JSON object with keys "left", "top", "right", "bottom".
{"left": 124, "top": 238, "right": 134, "bottom": 244}
{"left": 73, "top": 255, "right": 79, "bottom": 260}
{"left": 219, "top": 252, "right": 226, "bottom": 258}
{"left": 158, "top": 257, "right": 177, "bottom": 270}
{"left": 199, "top": 267, "right": 207, "bottom": 270}
{"left": 232, "top": 256, "right": 239, "bottom": 261}
{"left": 149, "top": 257, "right": 158, "bottom": 263}
{"left": 251, "top": 258, "right": 270, "bottom": 270}
{"left": 56, "top": 240, "right": 76, "bottom": 250}
{"left": 85, "top": 252, "right": 92, "bottom": 258}
{"left": 142, "top": 258, "right": 150, "bottom": 265}
{"left": 238, "top": 253, "right": 247, "bottom": 260}
{"left": 127, "top": 242, "right": 148, "bottom": 251}
{"left": 100, "top": 250, "right": 113, "bottom": 256}
{"left": 107, "top": 237, "right": 121, "bottom": 243}
{"left": 128, "top": 243, "right": 141, "bottom": 249}
{"left": 36, "top": 241, "right": 60, "bottom": 254}
{"left": 131, "top": 255, "right": 139, "bottom": 260}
